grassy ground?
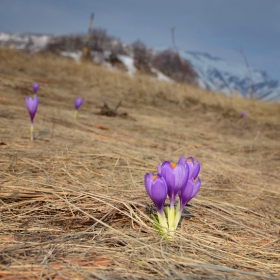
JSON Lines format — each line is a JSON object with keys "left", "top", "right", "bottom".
{"left": 0, "top": 48, "right": 279, "bottom": 279}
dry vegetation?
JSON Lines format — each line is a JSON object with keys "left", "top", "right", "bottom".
{"left": 0, "top": 48, "right": 280, "bottom": 279}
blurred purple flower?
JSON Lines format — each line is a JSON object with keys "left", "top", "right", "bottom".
{"left": 159, "top": 161, "right": 189, "bottom": 208}
{"left": 25, "top": 96, "right": 38, "bottom": 123}
{"left": 32, "top": 83, "right": 39, "bottom": 94}
{"left": 241, "top": 112, "right": 245, "bottom": 118}
{"left": 144, "top": 173, "right": 167, "bottom": 214}
{"left": 75, "top": 97, "right": 84, "bottom": 110}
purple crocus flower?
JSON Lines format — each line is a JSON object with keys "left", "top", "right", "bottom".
{"left": 25, "top": 96, "right": 38, "bottom": 141}
{"left": 159, "top": 161, "right": 189, "bottom": 209}
{"left": 32, "top": 83, "right": 39, "bottom": 94}
{"left": 179, "top": 178, "right": 201, "bottom": 212}
{"left": 74, "top": 97, "right": 84, "bottom": 110}
{"left": 177, "top": 156, "right": 201, "bottom": 211}
{"left": 144, "top": 173, "right": 167, "bottom": 214}
{"left": 25, "top": 96, "right": 38, "bottom": 123}
{"left": 178, "top": 156, "right": 200, "bottom": 180}
{"left": 241, "top": 112, "right": 245, "bottom": 118}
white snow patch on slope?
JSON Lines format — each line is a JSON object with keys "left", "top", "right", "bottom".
{"left": 118, "top": 55, "right": 137, "bottom": 76}
{"left": 151, "top": 68, "right": 172, "bottom": 82}
{"left": 60, "top": 51, "right": 82, "bottom": 62}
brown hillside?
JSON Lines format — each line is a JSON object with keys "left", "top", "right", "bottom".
{"left": 0, "top": 48, "right": 279, "bottom": 279}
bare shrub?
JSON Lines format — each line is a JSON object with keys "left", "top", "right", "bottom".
{"left": 152, "top": 49, "right": 198, "bottom": 85}
{"left": 45, "top": 34, "right": 85, "bottom": 53}
{"left": 132, "top": 40, "right": 151, "bottom": 73}
{"left": 89, "top": 29, "right": 129, "bottom": 55}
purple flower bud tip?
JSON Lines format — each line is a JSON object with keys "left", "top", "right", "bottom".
{"left": 241, "top": 112, "right": 245, "bottom": 118}
{"left": 75, "top": 97, "right": 84, "bottom": 110}
{"left": 25, "top": 96, "right": 38, "bottom": 122}
{"left": 32, "top": 83, "right": 39, "bottom": 94}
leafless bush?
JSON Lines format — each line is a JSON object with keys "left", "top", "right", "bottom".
{"left": 132, "top": 40, "right": 151, "bottom": 73}
{"left": 89, "top": 28, "right": 129, "bottom": 55}
{"left": 152, "top": 49, "right": 198, "bottom": 84}
{"left": 45, "top": 34, "right": 85, "bottom": 53}
{"left": 90, "top": 29, "right": 112, "bottom": 52}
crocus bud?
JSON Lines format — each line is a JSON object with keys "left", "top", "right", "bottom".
{"left": 75, "top": 97, "right": 84, "bottom": 110}
{"left": 144, "top": 173, "right": 167, "bottom": 215}
{"left": 32, "top": 83, "right": 39, "bottom": 94}
{"left": 25, "top": 96, "right": 38, "bottom": 123}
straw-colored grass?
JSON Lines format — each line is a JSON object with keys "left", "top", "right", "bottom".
{"left": 0, "top": 48, "right": 279, "bottom": 279}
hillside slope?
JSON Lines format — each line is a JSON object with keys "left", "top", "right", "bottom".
{"left": 1, "top": 32, "right": 280, "bottom": 102}
{"left": 0, "top": 49, "right": 279, "bottom": 279}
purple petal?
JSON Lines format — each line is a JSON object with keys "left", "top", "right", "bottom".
{"left": 187, "top": 157, "right": 194, "bottom": 164}
{"left": 161, "top": 162, "right": 176, "bottom": 189}
{"left": 191, "top": 178, "right": 201, "bottom": 199}
{"left": 157, "top": 163, "right": 162, "bottom": 175}
{"left": 191, "top": 161, "right": 200, "bottom": 179}
{"left": 150, "top": 176, "right": 167, "bottom": 213}
{"left": 161, "top": 162, "right": 175, "bottom": 200}
{"left": 179, "top": 179, "right": 194, "bottom": 211}
{"left": 178, "top": 156, "right": 185, "bottom": 165}
{"left": 174, "top": 163, "right": 188, "bottom": 192}
{"left": 75, "top": 97, "right": 84, "bottom": 110}
{"left": 144, "top": 173, "right": 153, "bottom": 197}
{"left": 25, "top": 96, "right": 38, "bottom": 122}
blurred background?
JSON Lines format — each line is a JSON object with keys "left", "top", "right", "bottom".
{"left": 1, "top": 0, "right": 280, "bottom": 101}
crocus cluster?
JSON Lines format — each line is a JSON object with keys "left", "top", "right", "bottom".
{"left": 25, "top": 96, "right": 39, "bottom": 141}
{"left": 144, "top": 156, "right": 201, "bottom": 237}
{"left": 74, "top": 97, "right": 84, "bottom": 118}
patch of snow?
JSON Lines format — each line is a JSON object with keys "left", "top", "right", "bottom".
{"left": 117, "top": 55, "right": 137, "bottom": 76}
{"left": 30, "top": 35, "right": 50, "bottom": 51}
{"left": 151, "top": 68, "right": 172, "bottom": 82}
{"left": 60, "top": 51, "right": 82, "bottom": 62}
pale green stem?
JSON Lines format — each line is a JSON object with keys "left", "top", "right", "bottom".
{"left": 157, "top": 211, "right": 168, "bottom": 233}
{"left": 174, "top": 211, "right": 182, "bottom": 231}
{"left": 30, "top": 123, "right": 34, "bottom": 141}
{"left": 74, "top": 110, "right": 78, "bottom": 118}
{"left": 174, "top": 201, "right": 181, "bottom": 230}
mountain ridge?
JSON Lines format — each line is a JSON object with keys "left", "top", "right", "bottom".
{"left": 0, "top": 32, "right": 279, "bottom": 102}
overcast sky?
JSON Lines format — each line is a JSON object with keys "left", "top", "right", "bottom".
{"left": 1, "top": 0, "right": 279, "bottom": 80}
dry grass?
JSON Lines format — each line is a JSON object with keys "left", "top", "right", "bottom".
{"left": 0, "top": 48, "right": 279, "bottom": 279}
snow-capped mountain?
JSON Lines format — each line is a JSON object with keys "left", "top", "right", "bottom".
{"left": 182, "top": 51, "right": 280, "bottom": 102}
{"left": 0, "top": 32, "right": 279, "bottom": 102}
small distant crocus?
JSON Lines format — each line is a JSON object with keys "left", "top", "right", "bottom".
{"left": 241, "top": 112, "right": 245, "bottom": 118}
{"left": 32, "top": 83, "right": 39, "bottom": 94}
{"left": 74, "top": 97, "right": 84, "bottom": 118}
{"left": 25, "top": 96, "right": 38, "bottom": 141}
